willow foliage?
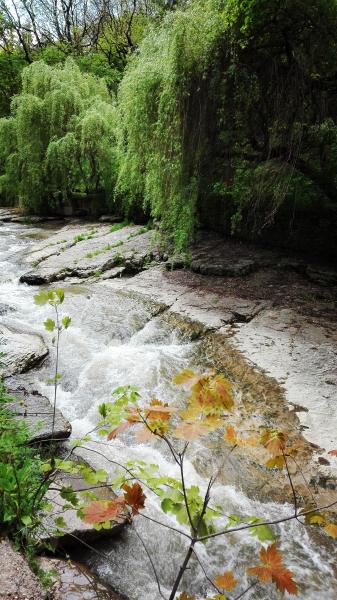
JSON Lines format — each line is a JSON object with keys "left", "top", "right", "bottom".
{"left": 117, "top": 0, "right": 337, "bottom": 248}
{"left": 0, "top": 59, "right": 117, "bottom": 212}
{"left": 116, "top": 0, "right": 226, "bottom": 250}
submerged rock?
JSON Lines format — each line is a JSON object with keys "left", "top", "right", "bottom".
{"left": 0, "top": 322, "right": 48, "bottom": 377}
{"left": 0, "top": 538, "right": 45, "bottom": 599}
{"left": 37, "top": 557, "right": 128, "bottom": 600}
{"left": 6, "top": 386, "right": 71, "bottom": 443}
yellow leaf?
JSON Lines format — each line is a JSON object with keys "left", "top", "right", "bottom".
{"left": 215, "top": 571, "right": 238, "bottom": 591}
{"left": 324, "top": 523, "right": 337, "bottom": 539}
{"left": 265, "top": 455, "right": 285, "bottom": 469}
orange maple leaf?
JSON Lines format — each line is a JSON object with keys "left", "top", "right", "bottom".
{"left": 224, "top": 425, "right": 237, "bottom": 445}
{"left": 135, "top": 425, "right": 156, "bottom": 442}
{"left": 215, "top": 570, "right": 238, "bottom": 591}
{"left": 82, "top": 498, "right": 125, "bottom": 524}
{"left": 122, "top": 482, "right": 146, "bottom": 514}
{"left": 107, "top": 421, "right": 133, "bottom": 440}
{"left": 260, "top": 429, "right": 287, "bottom": 456}
{"left": 145, "top": 400, "right": 176, "bottom": 422}
{"left": 172, "top": 421, "right": 208, "bottom": 441}
{"left": 248, "top": 543, "right": 298, "bottom": 595}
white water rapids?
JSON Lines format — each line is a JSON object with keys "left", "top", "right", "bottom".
{"left": 1, "top": 220, "right": 336, "bottom": 599}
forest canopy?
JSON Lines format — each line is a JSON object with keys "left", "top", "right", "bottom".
{"left": 1, "top": 0, "right": 337, "bottom": 253}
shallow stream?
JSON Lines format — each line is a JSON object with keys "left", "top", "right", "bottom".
{"left": 1, "top": 219, "right": 336, "bottom": 599}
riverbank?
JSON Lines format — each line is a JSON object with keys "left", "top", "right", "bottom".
{"left": 1, "top": 207, "right": 337, "bottom": 599}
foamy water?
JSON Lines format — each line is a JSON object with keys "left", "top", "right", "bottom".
{"left": 1, "top": 219, "right": 336, "bottom": 600}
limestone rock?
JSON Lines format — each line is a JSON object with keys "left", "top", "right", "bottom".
{"left": 0, "top": 322, "right": 48, "bottom": 377}
{"left": 0, "top": 538, "right": 45, "bottom": 599}
{"left": 7, "top": 386, "right": 71, "bottom": 443}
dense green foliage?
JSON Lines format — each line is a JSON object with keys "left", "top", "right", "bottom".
{"left": 1, "top": 0, "right": 337, "bottom": 251}
{"left": 117, "top": 0, "right": 337, "bottom": 248}
{"left": 0, "top": 379, "right": 47, "bottom": 542}
{"left": 0, "top": 59, "right": 117, "bottom": 212}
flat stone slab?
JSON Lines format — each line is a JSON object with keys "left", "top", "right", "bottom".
{"left": 20, "top": 223, "right": 157, "bottom": 284}
{"left": 7, "top": 386, "right": 71, "bottom": 443}
{"left": 232, "top": 308, "right": 337, "bottom": 464}
{"left": 0, "top": 538, "right": 44, "bottom": 599}
{"left": 0, "top": 322, "right": 48, "bottom": 377}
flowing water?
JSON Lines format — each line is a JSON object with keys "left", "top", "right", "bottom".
{"left": 1, "top": 219, "right": 337, "bottom": 600}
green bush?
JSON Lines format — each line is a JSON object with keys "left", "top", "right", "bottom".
{"left": 0, "top": 58, "right": 118, "bottom": 213}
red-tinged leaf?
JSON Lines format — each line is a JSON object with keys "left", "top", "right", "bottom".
{"left": 122, "top": 482, "right": 146, "bottom": 515}
{"left": 82, "top": 498, "right": 125, "bottom": 524}
{"left": 135, "top": 425, "right": 156, "bottom": 442}
{"left": 328, "top": 449, "right": 337, "bottom": 457}
{"left": 107, "top": 421, "right": 133, "bottom": 440}
{"left": 324, "top": 523, "right": 337, "bottom": 539}
{"left": 224, "top": 425, "right": 237, "bottom": 445}
{"left": 215, "top": 570, "right": 238, "bottom": 591}
{"left": 172, "top": 421, "right": 208, "bottom": 441}
{"left": 273, "top": 568, "right": 298, "bottom": 595}
{"left": 248, "top": 544, "right": 298, "bottom": 595}
{"left": 260, "top": 429, "right": 287, "bottom": 456}
{"left": 145, "top": 400, "right": 176, "bottom": 422}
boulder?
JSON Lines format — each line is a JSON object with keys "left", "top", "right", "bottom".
{"left": 6, "top": 386, "right": 71, "bottom": 443}
{"left": 40, "top": 468, "right": 128, "bottom": 551}
{"left": 0, "top": 322, "right": 48, "bottom": 377}
{"left": 0, "top": 538, "right": 45, "bottom": 599}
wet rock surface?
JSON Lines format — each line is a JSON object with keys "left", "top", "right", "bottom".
{"left": 19, "top": 223, "right": 158, "bottom": 284}
{"left": 0, "top": 322, "right": 48, "bottom": 377}
{"left": 6, "top": 386, "right": 71, "bottom": 443}
{"left": 0, "top": 538, "right": 45, "bottom": 599}
{"left": 40, "top": 468, "right": 128, "bottom": 551}
{"left": 37, "top": 557, "right": 127, "bottom": 600}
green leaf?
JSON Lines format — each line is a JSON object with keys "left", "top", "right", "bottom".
{"left": 245, "top": 517, "right": 276, "bottom": 542}
{"left": 21, "top": 515, "right": 32, "bottom": 526}
{"left": 55, "top": 289, "right": 65, "bottom": 304}
{"left": 60, "top": 486, "right": 79, "bottom": 506}
{"left": 62, "top": 316, "right": 71, "bottom": 329}
{"left": 54, "top": 516, "right": 66, "bottom": 529}
{"left": 34, "top": 290, "right": 50, "bottom": 306}
{"left": 44, "top": 318, "right": 55, "bottom": 332}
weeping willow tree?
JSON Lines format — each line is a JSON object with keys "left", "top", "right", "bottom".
{"left": 117, "top": 0, "right": 337, "bottom": 251}
{"left": 0, "top": 59, "right": 117, "bottom": 212}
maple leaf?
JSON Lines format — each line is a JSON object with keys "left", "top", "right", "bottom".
{"left": 224, "top": 425, "right": 237, "bottom": 445}
{"left": 248, "top": 543, "right": 298, "bottom": 595}
{"left": 145, "top": 400, "right": 176, "bottom": 422}
{"left": 122, "top": 482, "right": 146, "bottom": 514}
{"left": 135, "top": 425, "right": 156, "bottom": 442}
{"left": 107, "top": 421, "right": 133, "bottom": 440}
{"left": 177, "top": 593, "right": 196, "bottom": 600}
{"left": 324, "top": 523, "right": 337, "bottom": 539}
{"left": 82, "top": 498, "right": 125, "bottom": 524}
{"left": 265, "top": 455, "right": 285, "bottom": 469}
{"left": 215, "top": 570, "right": 238, "bottom": 591}
{"left": 328, "top": 449, "right": 337, "bottom": 457}
{"left": 173, "top": 369, "right": 201, "bottom": 387}
{"left": 211, "top": 375, "right": 234, "bottom": 411}
{"left": 261, "top": 429, "right": 287, "bottom": 456}
{"left": 172, "top": 421, "right": 208, "bottom": 441}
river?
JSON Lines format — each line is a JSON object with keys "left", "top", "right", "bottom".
{"left": 1, "top": 218, "right": 336, "bottom": 600}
